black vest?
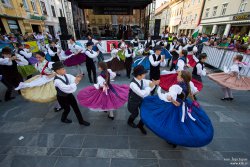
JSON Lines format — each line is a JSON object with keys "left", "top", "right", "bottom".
{"left": 192, "top": 62, "right": 204, "bottom": 76}
{"left": 128, "top": 79, "right": 143, "bottom": 103}
{"left": 1, "top": 60, "right": 19, "bottom": 77}
{"left": 50, "top": 46, "right": 57, "bottom": 52}
{"left": 187, "top": 45, "right": 195, "bottom": 52}
{"left": 126, "top": 48, "right": 133, "bottom": 60}
{"left": 86, "top": 50, "right": 95, "bottom": 63}
{"left": 146, "top": 40, "right": 153, "bottom": 47}
{"left": 54, "top": 75, "right": 70, "bottom": 97}
{"left": 150, "top": 54, "right": 161, "bottom": 80}
{"left": 133, "top": 40, "right": 139, "bottom": 47}
{"left": 18, "top": 48, "right": 31, "bottom": 65}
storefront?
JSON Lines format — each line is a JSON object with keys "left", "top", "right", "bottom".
{"left": 0, "top": 16, "right": 25, "bottom": 34}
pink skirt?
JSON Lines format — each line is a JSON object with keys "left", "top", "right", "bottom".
{"left": 160, "top": 73, "right": 203, "bottom": 91}
{"left": 65, "top": 49, "right": 72, "bottom": 56}
{"left": 187, "top": 55, "right": 197, "bottom": 68}
{"left": 77, "top": 84, "right": 129, "bottom": 111}
{"left": 63, "top": 53, "right": 86, "bottom": 67}
{"left": 208, "top": 72, "right": 250, "bottom": 90}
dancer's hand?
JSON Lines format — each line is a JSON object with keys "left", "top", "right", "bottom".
{"left": 153, "top": 80, "right": 160, "bottom": 85}
{"left": 75, "top": 75, "right": 82, "bottom": 84}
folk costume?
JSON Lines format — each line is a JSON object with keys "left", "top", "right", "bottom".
{"left": 183, "top": 44, "right": 198, "bottom": 67}
{"left": 125, "top": 47, "right": 135, "bottom": 78}
{"left": 105, "top": 48, "right": 125, "bottom": 72}
{"left": 64, "top": 42, "right": 86, "bottom": 67}
{"left": 140, "top": 83, "right": 214, "bottom": 147}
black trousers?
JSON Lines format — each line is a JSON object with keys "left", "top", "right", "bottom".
{"left": 51, "top": 54, "right": 60, "bottom": 62}
{"left": 1, "top": 78, "right": 13, "bottom": 100}
{"left": 2, "top": 75, "right": 22, "bottom": 100}
{"left": 127, "top": 101, "right": 144, "bottom": 126}
{"left": 86, "top": 60, "right": 97, "bottom": 83}
{"left": 57, "top": 94, "right": 85, "bottom": 124}
{"left": 149, "top": 73, "right": 160, "bottom": 95}
{"left": 125, "top": 58, "right": 132, "bottom": 77}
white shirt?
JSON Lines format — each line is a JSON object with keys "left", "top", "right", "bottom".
{"left": 0, "top": 58, "right": 12, "bottom": 65}
{"left": 125, "top": 48, "right": 136, "bottom": 58}
{"left": 54, "top": 74, "right": 77, "bottom": 94}
{"left": 196, "top": 63, "right": 206, "bottom": 76}
{"left": 183, "top": 44, "right": 198, "bottom": 55}
{"left": 94, "top": 69, "right": 116, "bottom": 89}
{"left": 129, "top": 78, "right": 154, "bottom": 98}
{"left": 157, "top": 83, "right": 198, "bottom": 102}
{"left": 224, "top": 63, "right": 240, "bottom": 73}
{"left": 170, "top": 44, "right": 182, "bottom": 54}
{"left": 149, "top": 54, "right": 166, "bottom": 67}
{"left": 96, "top": 42, "right": 105, "bottom": 53}
{"left": 14, "top": 54, "right": 29, "bottom": 66}
{"left": 35, "top": 59, "right": 54, "bottom": 74}
{"left": 111, "top": 48, "right": 119, "bottom": 58}
{"left": 19, "top": 50, "right": 32, "bottom": 59}
{"left": 85, "top": 49, "right": 98, "bottom": 59}
{"left": 69, "top": 43, "right": 85, "bottom": 54}
{"left": 176, "top": 58, "right": 185, "bottom": 71}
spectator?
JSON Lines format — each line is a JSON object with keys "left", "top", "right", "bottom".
{"left": 218, "top": 38, "right": 229, "bottom": 48}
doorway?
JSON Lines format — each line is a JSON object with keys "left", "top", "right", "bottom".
{"left": 32, "top": 25, "right": 40, "bottom": 33}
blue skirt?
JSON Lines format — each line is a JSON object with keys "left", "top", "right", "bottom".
{"left": 132, "top": 56, "right": 150, "bottom": 70}
{"left": 161, "top": 48, "right": 172, "bottom": 59}
{"left": 45, "top": 53, "right": 51, "bottom": 62}
{"left": 140, "top": 96, "right": 214, "bottom": 147}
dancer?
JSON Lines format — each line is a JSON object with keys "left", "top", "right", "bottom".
{"left": 15, "top": 51, "right": 58, "bottom": 104}
{"left": 47, "top": 40, "right": 60, "bottom": 62}
{"left": 149, "top": 45, "right": 166, "bottom": 95}
{"left": 85, "top": 42, "right": 98, "bottom": 83}
{"left": 144, "top": 35, "right": 155, "bottom": 48}
{"left": 127, "top": 65, "right": 159, "bottom": 134}
{"left": 208, "top": 55, "right": 250, "bottom": 101}
{"left": 192, "top": 53, "right": 207, "bottom": 82}
{"left": 140, "top": 70, "right": 214, "bottom": 147}
{"left": 77, "top": 62, "right": 129, "bottom": 120}
{"left": 132, "top": 46, "right": 154, "bottom": 70}
{"left": 0, "top": 47, "right": 27, "bottom": 101}
{"left": 183, "top": 39, "right": 198, "bottom": 67}
{"left": 106, "top": 43, "right": 125, "bottom": 74}
{"left": 169, "top": 38, "right": 182, "bottom": 70}
{"left": 130, "top": 35, "right": 141, "bottom": 50}
{"left": 52, "top": 62, "right": 90, "bottom": 125}
{"left": 16, "top": 43, "right": 37, "bottom": 79}
{"left": 125, "top": 43, "right": 135, "bottom": 79}
{"left": 95, "top": 38, "right": 105, "bottom": 62}
{"left": 64, "top": 37, "right": 86, "bottom": 70}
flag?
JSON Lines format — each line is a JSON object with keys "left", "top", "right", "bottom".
{"left": 192, "top": 27, "right": 199, "bottom": 39}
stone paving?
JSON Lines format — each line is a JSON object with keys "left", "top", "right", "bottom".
{"left": 0, "top": 64, "right": 249, "bottom": 167}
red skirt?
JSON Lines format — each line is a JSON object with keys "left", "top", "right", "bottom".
{"left": 187, "top": 55, "right": 197, "bottom": 68}
{"left": 160, "top": 73, "right": 203, "bottom": 91}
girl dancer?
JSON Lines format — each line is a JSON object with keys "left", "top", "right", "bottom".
{"left": 15, "top": 51, "right": 57, "bottom": 103}
{"left": 106, "top": 43, "right": 125, "bottom": 75}
{"left": 132, "top": 46, "right": 154, "bottom": 70}
{"left": 77, "top": 62, "right": 129, "bottom": 120}
{"left": 169, "top": 39, "right": 182, "bottom": 70}
{"left": 1, "top": 47, "right": 27, "bottom": 101}
{"left": 208, "top": 55, "right": 250, "bottom": 101}
{"left": 64, "top": 37, "right": 86, "bottom": 73}
{"left": 183, "top": 39, "right": 198, "bottom": 67}
{"left": 140, "top": 70, "right": 214, "bottom": 147}
{"left": 47, "top": 40, "right": 60, "bottom": 62}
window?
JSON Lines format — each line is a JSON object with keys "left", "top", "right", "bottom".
{"left": 192, "top": 0, "right": 195, "bottom": 5}
{"left": 194, "top": 14, "right": 197, "bottom": 21}
{"left": 205, "top": 8, "right": 210, "bottom": 18}
{"left": 31, "top": 0, "right": 37, "bottom": 12}
{"left": 239, "top": 0, "right": 247, "bottom": 13}
{"left": 59, "top": 9, "right": 63, "bottom": 17}
{"left": 1, "top": 0, "right": 12, "bottom": 7}
{"left": 22, "top": 0, "right": 29, "bottom": 10}
{"left": 212, "top": 6, "right": 218, "bottom": 17}
{"left": 40, "top": 1, "right": 47, "bottom": 15}
{"left": 51, "top": 5, "right": 56, "bottom": 17}
{"left": 221, "top": 3, "right": 228, "bottom": 16}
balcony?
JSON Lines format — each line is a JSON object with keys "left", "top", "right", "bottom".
{"left": 30, "top": 14, "right": 46, "bottom": 21}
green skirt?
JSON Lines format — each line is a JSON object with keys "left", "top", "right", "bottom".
{"left": 18, "top": 65, "right": 37, "bottom": 78}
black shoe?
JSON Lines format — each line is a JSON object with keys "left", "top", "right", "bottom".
{"left": 228, "top": 97, "right": 234, "bottom": 101}
{"left": 166, "top": 141, "right": 177, "bottom": 148}
{"left": 137, "top": 125, "right": 147, "bottom": 135}
{"left": 90, "top": 81, "right": 93, "bottom": 83}
{"left": 104, "top": 111, "right": 107, "bottom": 113}
{"left": 5, "top": 97, "right": 15, "bottom": 102}
{"left": 117, "top": 74, "right": 121, "bottom": 77}
{"left": 127, "top": 121, "right": 137, "bottom": 128}
{"left": 61, "top": 119, "right": 72, "bottom": 123}
{"left": 221, "top": 97, "right": 230, "bottom": 101}
{"left": 54, "top": 107, "right": 63, "bottom": 112}
{"left": 108, "top": 115, "right": 114, "bottom": 120}
{"left": 79, "top": 120, "right": 90, "bottom": 126}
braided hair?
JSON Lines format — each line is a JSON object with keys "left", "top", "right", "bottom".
{"left": 98, "top": 62, "right": 110, "bottom": 85}
{"left": 180, "top": 70, "right": 195, "bottom": 100}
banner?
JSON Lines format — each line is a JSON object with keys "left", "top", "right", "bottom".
{"left": 106, "top": 40, "right": 119, "bottom": 53}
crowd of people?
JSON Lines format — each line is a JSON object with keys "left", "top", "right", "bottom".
{"left": 1, "top": 31, "right": 250, "bottom": 148}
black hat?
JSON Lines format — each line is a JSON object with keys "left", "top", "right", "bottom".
{"left": 86, "top": 42, "right": 93, "bottom": 47}
{"left": 154, "top": 45, "right": 162, "bottom": 51}
{"left": 132, "top": 65, "right": 147, "bottom": 77}
{"left": 52, "top": 62, "right": 64, "bottom": 71}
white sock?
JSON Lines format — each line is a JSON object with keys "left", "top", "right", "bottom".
{"left": 109, "top": 111, "right": 114, "bottom": 117}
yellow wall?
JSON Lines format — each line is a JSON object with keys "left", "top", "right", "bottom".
{"left": 1, "top": 0, "right": 45, "bottom": 34}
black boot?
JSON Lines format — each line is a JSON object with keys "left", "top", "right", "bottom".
{"left": 127, "top": 116, "right": 137, "bottom": 128}
{"left": 137, "top": 120, "right": 147, "bottom": 135}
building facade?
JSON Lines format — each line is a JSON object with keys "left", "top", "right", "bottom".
{"left": 168, "top": 0, "right": 184, "bottom": 34}
{"left": 179, "top": 0, "right": 204, "bottom": 36}
{"left": 0, "top": 0, "right": 45, "bottom": 34}
{"left": 200, "top": 0, "right": 250, "bottom": 37}
{"left": 155, "top": 1, "right": 170, "bottom": 35}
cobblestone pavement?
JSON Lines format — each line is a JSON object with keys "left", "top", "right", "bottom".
{"left": 0, "top": 63, "right": 249, "bottom": 167}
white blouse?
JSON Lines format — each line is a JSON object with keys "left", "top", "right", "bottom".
{"left": 94, "top": 69, "right": 116, "bottom": 89}
{"left": 224, "top": 63, "right": 240, "bottom": 73}
{"left": 35, "top": 59, "right": 54, "bottom": 74}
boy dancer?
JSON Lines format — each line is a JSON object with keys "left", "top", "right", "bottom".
{"left": 52, "top": 61, "right": 90, "bottom": 126}
{"left": 125, "top": 43, "right": 135, "bottom": 79}
{"left": 127, "top": 65, "right": 159, "bottom": 135}
{"left": 85, "top": 42, "right": 99, "bottom": 83}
